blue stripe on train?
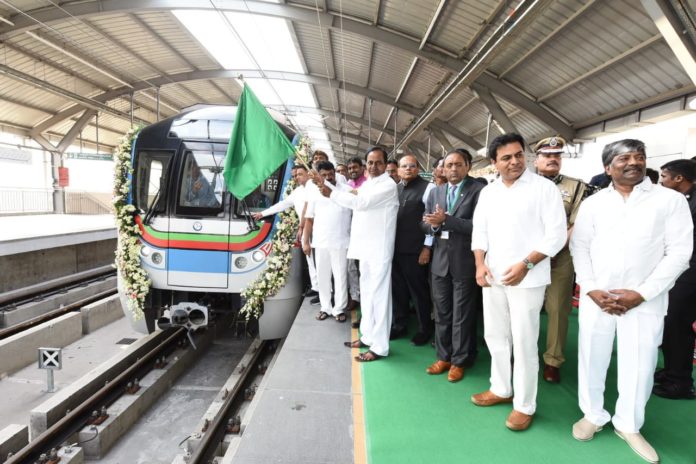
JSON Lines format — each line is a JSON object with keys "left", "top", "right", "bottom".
{"left": 167, "top": 248, "right": 229, "bottom": 273}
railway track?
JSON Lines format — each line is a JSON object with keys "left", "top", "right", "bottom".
{"left": 3, "top": 309, "right": 277, "bottom": 464}
{"left": 5, "top": 327, "right": 188, "bottom": 464}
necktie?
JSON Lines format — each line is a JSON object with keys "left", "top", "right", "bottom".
{"left": 448, "top": 185, "right": 457, "bottom": 210}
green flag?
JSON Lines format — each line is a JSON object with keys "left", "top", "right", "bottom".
{"left": 224, "top": 84, "right": 296, "bottom": 199}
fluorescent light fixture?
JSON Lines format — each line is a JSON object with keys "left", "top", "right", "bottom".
{"left": 0, "top": 16, "right": 14, "bottom": 26}
{"left": 173, "top": 10, "right": 255, "bottom": 70}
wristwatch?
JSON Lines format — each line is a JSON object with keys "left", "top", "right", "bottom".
{"left": 523, "top": 258, "right": 534, "bottom": 270}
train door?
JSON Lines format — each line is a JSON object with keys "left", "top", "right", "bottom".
{"left": 168, "top": 146, "right": 229, "bottom": 288}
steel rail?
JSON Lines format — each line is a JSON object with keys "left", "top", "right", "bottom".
{"left": 5, "top": 327, "right": 186, "bottom": 464}
{"left": 188, "top": 340, "right": 269, "bottom": 464}
{"left": 0, "top": 287, "right": 117, "bottom": 340}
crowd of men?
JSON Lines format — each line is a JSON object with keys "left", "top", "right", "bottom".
{"left": 259, "top": 133, "right": 694, "bottom": 464}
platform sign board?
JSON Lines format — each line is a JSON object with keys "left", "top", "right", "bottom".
{"left": 58, "top": 167, "right": 69, "bottom": 187}
{"left": 38, "top": 347, "right": 62, "bottom": 370}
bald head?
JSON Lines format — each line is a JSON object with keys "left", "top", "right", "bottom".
{"left": 398, "top": 155, "right": 419, "bottom": 183}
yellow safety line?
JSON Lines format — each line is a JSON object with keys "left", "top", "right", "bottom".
{"left": 352, "top": 311, "right": 367, "bottom": 464}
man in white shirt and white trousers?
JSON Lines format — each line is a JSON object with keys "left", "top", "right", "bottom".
{"left": 303, "top": 161, "right": 352, "bottom": 322}
{"left": 471, "top": 133, "right": 566, "bottom": 432}
{"left": 316, "top": 147, "right": 399, "bottom": 362}
{"left": 569, "top": 139, "right": 692, "bottom": 464}
{"left": 253, "top": 165, "right": 319, "bottom": 295}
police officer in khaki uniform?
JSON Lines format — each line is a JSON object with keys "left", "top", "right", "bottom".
{"left": 534, "top": 136, "right": 589, "bottom": 383}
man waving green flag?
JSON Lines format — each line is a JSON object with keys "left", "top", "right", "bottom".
{"left": 224, "top": 84, "right": 296, "bottom": 199}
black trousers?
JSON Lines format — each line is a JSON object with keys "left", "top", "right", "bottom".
{"left": 661, "top": 268, "right": 696, "bottom": 387}
{"left": 431, "top": 274, "right": 478, "bottom": 366}
{"left": 391, "top": 252, "right": 433, "bottom": 335}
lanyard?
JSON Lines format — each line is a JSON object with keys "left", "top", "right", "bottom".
{"left": 447, "top": 179, "right": 466, "bottom": 214}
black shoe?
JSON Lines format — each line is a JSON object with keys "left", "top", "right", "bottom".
{"left": 390, "top": 327, "right": 407, "bottom": 340}
{"left": 304, "top": 289, "right": 318, "bottom": 297}
{"left": 653, "top": 368, "right": 667, "bottom": 384}
{"left": 351, "top": 318, "right": 361, "bottom": 329}
{"left": 652, "top": 383, "right": 696, "bottom": 400}
{"left": 410, "top": 332, "right": 430, "bottom": 346}
{"left": 310, "top": 296, "right": 320, "bottom": 305}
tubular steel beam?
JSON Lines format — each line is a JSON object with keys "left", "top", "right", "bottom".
{"left": 471, "top": 83, "right": 518, "bottom": 134}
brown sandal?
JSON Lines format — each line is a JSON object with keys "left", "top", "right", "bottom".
{"left": 316, "top": 311, "right": 329, "bottom": 321}
{"left": 343, "top": 339, "right": 368, "bottom": 348}
{"left": 335, "top": 313, "right": 347, "bottom": 323}
{"left": 355, "top": 350, "right": 382, "bottom": 362}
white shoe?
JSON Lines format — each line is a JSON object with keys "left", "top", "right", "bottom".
{"left": 615, "top": 430, "right": 660, "bottom": 463}
{"left": 572, "top": 418, "right": 603, "bottom": 441}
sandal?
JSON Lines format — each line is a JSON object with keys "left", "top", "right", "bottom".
{"left": 316, "top": 311, "right": 329, "bottom": 321}
{"left": 355, "top": 350, "right": 382, "bottom": 362}
{"left": 343, "top": 339, "right": 368, "bottom": 348}
{"left": 335, "top": 313, "right": 347, "bottom": 323}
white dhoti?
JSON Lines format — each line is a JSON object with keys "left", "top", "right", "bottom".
{"left": 358, "top": 259, "right": 393, "bottom": 357}
{"left": 578, "top": 301, "right": 663, "bottom": 433}
{"left": 483, "top": 284, "right": 546, "bottom": 415}
{"left": 316, "top": 247, "right": 348, "bottom": 316}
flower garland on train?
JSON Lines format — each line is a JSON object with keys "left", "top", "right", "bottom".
{"left": 238, "top": 136, "right": 312, "bottom": 320}
{"left": 113, "top": 126, "right": 150, "bottom": 321}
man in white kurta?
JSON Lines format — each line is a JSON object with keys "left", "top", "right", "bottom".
{"left": 319, "top": 148, "right": 399, "bottom": 361}
{"left": 471, "top": 133, "right": 566, "bottom": 431}
{"left": 569, "top": 139, "right": 692, "bottom": 463}
{"left": 303, "top": 161, "right": 352, "bottom": 321}
{"left": 252, "top": 165, "right": 319, "bottom": 295}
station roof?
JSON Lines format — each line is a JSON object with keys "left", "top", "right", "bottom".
{"left": 0, "top": 0, "right": 693, "bottom": 165}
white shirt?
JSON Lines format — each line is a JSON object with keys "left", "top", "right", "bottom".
{"left": 328, "top": 172, "right": 399, "bottom": 263}
{"left": 260, "top": 183, "right": 306, "bottom": 218}
{"left": 306, "top": 185, "right": 352, "bottom": 249}
{"left": 570, "top": 178, "right": 693, "bottom": 315}
{"left": 471, "top": 168, "right": 567, "bottom": 288}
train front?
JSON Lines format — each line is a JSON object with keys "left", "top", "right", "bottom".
{"left": 118, "top": 105, "right": 303, "bottom": 339}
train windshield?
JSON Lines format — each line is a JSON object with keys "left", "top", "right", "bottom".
{"left": 177, "top": 151, "right": 225, "bottom": 214}
{"left": 234, "top": 165, "right": 283, "bottom": 216}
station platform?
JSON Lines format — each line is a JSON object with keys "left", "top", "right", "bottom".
{"left": 0, "top": 214, "right": 117, "bottom": 293}
{"left": 233, "top": 296, "right": 355, "bottom": 463}
{"left": 358, "top": 311, "right": 696, "bottom": 464}
{"left": 0, "top": 214, "right": 116, "bottom": 256}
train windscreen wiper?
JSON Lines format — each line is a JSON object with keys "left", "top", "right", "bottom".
{"left": 143, "top": 186, "right": 161, "bottom": 226}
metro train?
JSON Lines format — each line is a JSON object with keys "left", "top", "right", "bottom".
{"left": 118, "top": 105, "right": 303, "bottom": 339}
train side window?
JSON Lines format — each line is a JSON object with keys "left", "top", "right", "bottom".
{"left": 134, "top": 151, "right": 171, "bottom": 213}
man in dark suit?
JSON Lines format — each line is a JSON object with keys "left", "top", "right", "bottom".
{"left": 391, "top": 154, "right": 435, "bottom": 345}
{"left": 422, "top": 148, "right": 484, "bottom": 382}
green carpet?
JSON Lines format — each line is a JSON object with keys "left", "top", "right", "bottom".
{"left": 361, "top": 311, "right": 696, "bottom": 464}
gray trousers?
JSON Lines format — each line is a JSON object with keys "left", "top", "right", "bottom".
{"left": 432, "top": 274, "right": 478, "bottom": 366}
{"left": 347, "top": 258, "right": 360, "bottom": 301}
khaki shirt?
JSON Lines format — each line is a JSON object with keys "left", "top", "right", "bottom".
{"left": 551, "top": 174, "right": 587, "bottom": 226}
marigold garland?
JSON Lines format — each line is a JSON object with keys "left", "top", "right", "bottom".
{"left": 113, "top": 126, "right": 150, "bottom": 321}
{"left": 238, "top": 136, "right": 312, "bottom": 320}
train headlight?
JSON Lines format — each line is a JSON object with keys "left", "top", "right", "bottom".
{"left": 235, "top": 256, "right": 248, "bottom": 269}
{"left": 252, "top": 250, "right": 265, "bottom": 263}
{"left": 151, "top": 252, "right": 163, "bottom": 265}
{"left": 140, "top": 246, "right": 151, "bottom": 257}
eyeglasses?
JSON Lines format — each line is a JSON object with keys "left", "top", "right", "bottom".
{"left": 400, "top": 163, "right": 417, "bottom": 169}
